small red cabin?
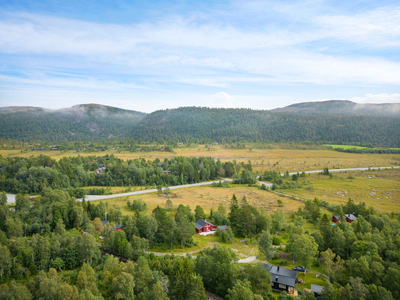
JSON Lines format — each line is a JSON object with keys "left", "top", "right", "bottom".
{"left": 195, "top": 219, "right": 216, "bottom": 233}
{"left": 332, "top": 214, "right": 357, "bottom": 223}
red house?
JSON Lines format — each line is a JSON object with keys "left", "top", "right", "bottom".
{"left": 101, "top": 220, "right": 123, "bottom": 231}
{"left": 332, "top": 214, "right": 357, "bottom": 223}
{"left": 195, "top": 219, "right": 216, "bottom": 233}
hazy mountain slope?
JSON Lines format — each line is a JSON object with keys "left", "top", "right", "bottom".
{"left": 130, "top": 107, "right": 400, "bottom": 147}
{"left": 0, "top": 104, "right": 146, "bottom": 142}
{"left": 271, "top": 100, "right": 400, "bottom": 118}
{"left": 1, "top": 102, "right": 400, "bottom": 146}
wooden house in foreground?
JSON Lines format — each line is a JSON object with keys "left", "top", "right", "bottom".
{"left": 262, "top": 264, "right": 298, "bottom": 294}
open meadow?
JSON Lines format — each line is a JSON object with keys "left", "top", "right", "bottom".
{"left": 1, "top": 145, "right": 399, "bottom": 174}
{"left": 91, "top": 185, "right": 305, "bottom": 217}
{"left": 280, "top": 168, "right": 400, "bottom": 213}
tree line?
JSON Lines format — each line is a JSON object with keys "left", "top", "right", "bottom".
{"left": 0, "top": 154, "right": 255, "bottom": 195}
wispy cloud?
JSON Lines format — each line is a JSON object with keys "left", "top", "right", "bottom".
{"left": 0, "top": 1, "right": 399, "bottom": 111}
{"left": 352, "top": 93, "right": 400, "bottom": 103}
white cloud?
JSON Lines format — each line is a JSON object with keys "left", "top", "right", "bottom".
{"left": 317, "top": 8, "right": 400, "bottom": 47}
{"left": 352, "top": 93, "right": 400, "bottom": 103}
{"left": 1, "top": 4, "right": 400, "bottom": 109}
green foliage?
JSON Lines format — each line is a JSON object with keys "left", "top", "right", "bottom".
{"left": 128, "top": 199, "right": 147, "bottom": 212}
{"left": 195, "top": 245, "right": 239, "bottom": 297}
{"left": 0, "top": 105, "right": 146, "bottom": 142}
{"left": 258, "top": 231, "right": 274, "bottom": 261}
{"left": 168, "top": 258, "right": 207, "bottom": 300}
{"left": 218, "top": 228, "right": 234, "bottom": 243}
{"left": 237, "top": 264, "right": 272, "bottom": 295}
{"left": 226, "top": 279, "right": 254, "bottom": 300}
{"left": 194, "top": 205, "right": 206, "bottom": 221}
{"left": 0, "top": 155, "right": 233, "bottom": 194}
{"left": 290, "top": 234, "right": 318, "bottom": 269}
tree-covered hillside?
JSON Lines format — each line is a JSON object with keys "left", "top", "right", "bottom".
{"left": 1, "top": 103, "right": 400, "bottom": 147}
{"left": 0, "top": 104, "right": 146, "bottom": 142}
{"left": 131, "top": 107, "right": 400, "bottom": 147}
{"left": 271, "top": 100, "right": 400, "bottom": 118}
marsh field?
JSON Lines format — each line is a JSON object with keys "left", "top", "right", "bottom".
{"left": 1, "top": 145, "right": 400, "bottom": 174}
{"left": 2, "top": 145, "right": 399, "bottom": 214}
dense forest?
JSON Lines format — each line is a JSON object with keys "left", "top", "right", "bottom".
{"left": 1, "top": 104, "right": 400, "bottom": 147}
{"left": 1, "top": 187, "right": 400, "bottom": 299}
{"left": 271, "top": 100, "right": 400, "bottom": 118}
{"left": 0, "top": 154, "right": 254, "bottom": 195}
{"left": 130, "top": 107, "right": 400, "bottom": 147}
{"left": 0, "top": 104, "right": 146, "bottom": 142}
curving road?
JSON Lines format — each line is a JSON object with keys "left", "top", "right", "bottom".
{"left": 4, "top": 166, "right": 399, "bottom": 204}
{"left": 5, "top": 179, "right": 233, "bottom": 204}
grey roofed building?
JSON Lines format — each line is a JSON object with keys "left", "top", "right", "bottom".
{"left": 262, "top": 263, "right": 298, "bottom": 293}
{"left": 345, "top": 214, "right": 357, "bottom": 221}
{"left": 195, "top": 219, "right": 211, "bottom": 230}
{"left": 311, "top": 284, "right": 323, "bottom": 298}
{"left": 218, "top": 225, "right": 229, "bottom": 231}
{"left": 101, "top": 220, "right": 123, "bottom": 230}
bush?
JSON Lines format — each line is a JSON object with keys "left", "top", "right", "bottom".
{"left": 127, "top": 199, "right": 147, "bottom": 212}
{"left": 273, "top": 236, "right": 281, "bottom": 245}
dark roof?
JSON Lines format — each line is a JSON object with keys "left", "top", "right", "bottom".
{"left": 101, "top": 220, "right": 108, "bottom": 227}
{"left": 345, "top": 214, "right": 357, "bottom": 221}
{"left": 311, "top": 284, "right": 323, "bottom": 294}
{"left": 262, "top": 264, "right": 298, "bottom": 287}
{"left": 195, "top": 219, "right": 214, "bottom": 230}
{"left": 218, "top": 225, "right": 229, "bottom": 231}
{"left": 115, "top": 224, "right": 123, "bottom": 229}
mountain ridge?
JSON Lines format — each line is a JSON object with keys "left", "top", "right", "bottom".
{"left": 271, "top": 100, "right": 400, "bottom": 117}
{"left": 1, "top": 101, "right": 399, "bottom": 146}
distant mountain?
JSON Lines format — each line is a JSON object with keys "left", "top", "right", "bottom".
{"left": 1, "top": 101, "right": 400, "bottom": 147}
{"left": 0, "top": 106, "right": 47, "bottom": 114}
{"left": 0, "top": 104, "right": 146, "bottom": 142}
{"left": 271, "top": 100, "right": 400, "bottom": 118}
{"left": 130, "top": 107, "right": 400, "bottom": 147}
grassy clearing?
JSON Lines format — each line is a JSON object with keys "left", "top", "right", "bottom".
{"left": 90, "top": 185, "right": 305, "bottom": 218}
{"left": 1, "top": 146, "right": 399, "bottom": 174}
{"left": 149, "top": 235, "right": 259, "bottom": 257}
{"left": 279, "top": 169, "right": 400, "bottom": 213}
{"left": 325, "top": 144, "right": 400, "bottom": 150}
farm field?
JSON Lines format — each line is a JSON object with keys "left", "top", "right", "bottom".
{"left": 90, "top": 185, "right": 304, "bottom": 218}
{"left": 280, "top": 168, "right": 400, "bottom": 213}
{"left": 1, "top": 146, "right": 399, "bottom": 174}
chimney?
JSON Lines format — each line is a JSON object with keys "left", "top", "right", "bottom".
{"left": 105, "top": 209, "right": 107, "bottom": 221}
{"left": 275, "top": 276, "right": 278, "bottom": 282}
{"left": 277, "top": 265, "right": 280, "bottom": 271}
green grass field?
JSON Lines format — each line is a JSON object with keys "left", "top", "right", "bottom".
{"left": 279, "top": 168, "right": 400, "bottom": 213}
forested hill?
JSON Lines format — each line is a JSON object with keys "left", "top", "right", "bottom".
{"left": 1, "top": 103, "right": 400, "bottom": 147}
{"left": 130, "top": 107, "right": 400, "bottom": 147}
{"left": 0, "top": 104, "right": 146, "bottom": 142}
{"left": 271, "top": 100, "right": 400, "bottom": 118}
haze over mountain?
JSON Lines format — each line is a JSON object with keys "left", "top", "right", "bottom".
{"left": 0, "top": 104, "right": 146, "bottom": 142}
{"left": 1, "top": 101, "right": 399, "bottom": 147}
{"left": 272, "top": 100, "right": 400, "bottom": 118}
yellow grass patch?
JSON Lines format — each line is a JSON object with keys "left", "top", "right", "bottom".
{"left": 90, "top": 185, "right": 304, "bottom": 217}
{"left": 1, "top": 146, "right": 399, "bottom": 174}
{"left": 281, "top": 169, "right": 400, "bottom": 213}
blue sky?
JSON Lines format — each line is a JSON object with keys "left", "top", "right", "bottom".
{"left": 0, "top": 0, "right": 399, "bottom": 112}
